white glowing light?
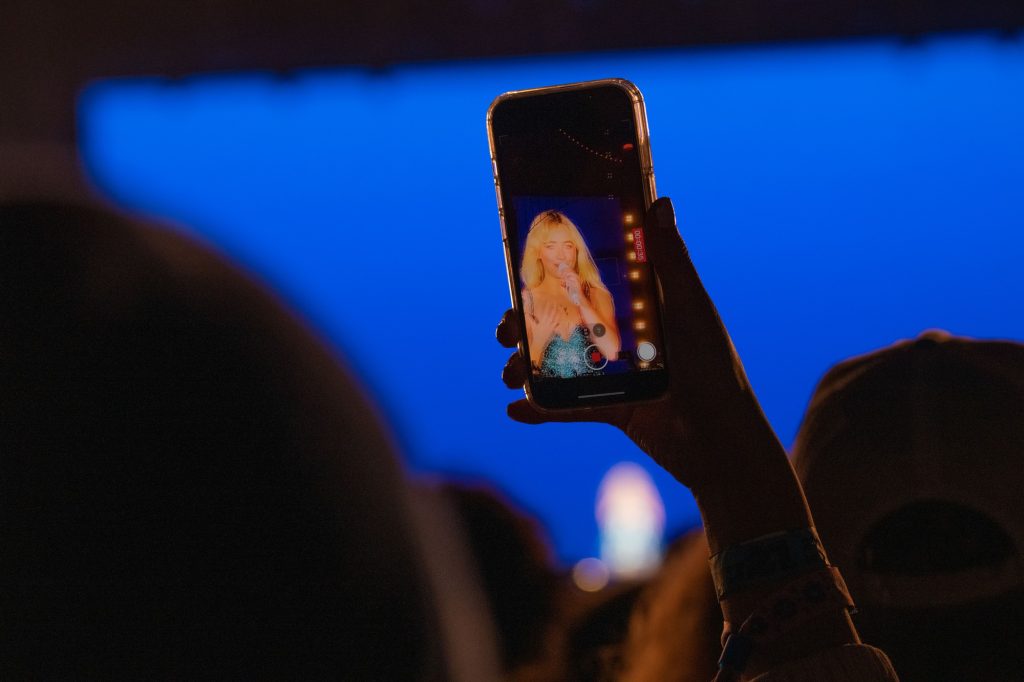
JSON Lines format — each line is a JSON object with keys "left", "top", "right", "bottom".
{"left": 596, "top": 462, "right": 665, "bottom": 579}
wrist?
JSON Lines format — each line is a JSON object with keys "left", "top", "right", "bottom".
{"left": 717, "top": 567, "right": 860, "bottom": 680}
{"left": 659, "top": 387, "right": 819, "bottom": 567}
{"left": 672, "top": 392, "right": 812, "bottom": 554}
{"left": 692, "top": 457, "right": 813, "bottom": 558}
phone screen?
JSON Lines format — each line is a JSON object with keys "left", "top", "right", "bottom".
{"left": 490, "top": 82, "right": 668, "bottom": 407}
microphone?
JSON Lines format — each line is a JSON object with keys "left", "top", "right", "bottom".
{"left": 557, "top": 263, "right": 581, "bottom": 306}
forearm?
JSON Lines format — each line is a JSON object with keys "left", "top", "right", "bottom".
{"left": 591, "top": 332, "right": 620, "bottom": 359}
{"left": 682, "top": 398, "right": 860, "bottom": 675}
{"left": 688, "top": 404, "right": 811, "bottom": 556}
{"left": 578, "top": 306, "right": 620, "bottom": 358}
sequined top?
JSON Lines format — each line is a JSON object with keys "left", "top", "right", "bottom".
{"left": 538, "top": 325, "right": 599, "bottom": 378}
{"left": 525, "top": 289, "right": 601, "bottom": 378}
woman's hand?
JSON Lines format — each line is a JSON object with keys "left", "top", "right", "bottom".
{"left": 527, "top": 298, "right": 561, "bottom": 367}
{"left": 559, "top": 268, "right": 584, "bottom": 306}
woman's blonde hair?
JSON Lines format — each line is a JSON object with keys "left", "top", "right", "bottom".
{"left": 520, "top": 210, "right": 607, "bottom": 295}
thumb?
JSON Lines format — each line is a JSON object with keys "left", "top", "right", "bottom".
{"left": 643, "top": 197, "right": 753, "bottom": 397}
{"left": 643, "top": 197, "right": 700, "bottom": 305}
{"left": 643, "top": 197, "right": 723, "bottom": 337}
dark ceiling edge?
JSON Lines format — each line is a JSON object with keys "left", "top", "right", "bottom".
{"left": 8, "top": 0, "right": 1024, "bottom": 80}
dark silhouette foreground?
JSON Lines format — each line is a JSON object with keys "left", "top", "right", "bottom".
{"left": 1, "top": 200, "right": 442, "bottom": 678}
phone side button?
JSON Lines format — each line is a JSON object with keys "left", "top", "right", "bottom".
{"left": 494, "top": 182, "right": 507, "bottom": 239}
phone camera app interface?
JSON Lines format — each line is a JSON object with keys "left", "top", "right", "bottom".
{"left": 514, "top": 197, "right": 663, "bottom": 379}
{"left": 493, "top": 84, "right": 667, "bottom": 393}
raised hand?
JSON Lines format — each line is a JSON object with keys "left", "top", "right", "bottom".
{"left": 497, "top": 198, "right": 856, "bottom": 673}
{"left": 526, "top": 298, "right": 561, "bottom": 367}
{"left": 559, "top": 268, "right": 584, "bottom": 308}
{"left": 498, "top": 198, "right": 768, "bottom": 491}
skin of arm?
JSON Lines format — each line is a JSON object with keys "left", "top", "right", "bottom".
{"left": 577, "top": 285, "right": 620, "bottom": 359}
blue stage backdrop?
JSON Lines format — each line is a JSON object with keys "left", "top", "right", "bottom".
{"left": 79, "top": 33, "right": 1024, "bottom": 564}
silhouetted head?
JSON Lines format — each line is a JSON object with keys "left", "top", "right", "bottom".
{"left": 617, "top": 530, "right": 721, "bottom": 682}
{"left": 438, "top": 483, "right": 560, "bottom": 673}
{"left": 793, "top": 330, "right": 1024, "bottom": 681}
{"left": 0, "top": 200, "right": 440, "bottom": 678}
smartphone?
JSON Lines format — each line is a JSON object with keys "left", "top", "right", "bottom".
{"left": 487, "top": 79, "right": 669, "bottom": 410}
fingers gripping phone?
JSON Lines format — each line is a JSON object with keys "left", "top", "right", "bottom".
{"left": 487, "top": 79, "right": 669, "bottom": 409}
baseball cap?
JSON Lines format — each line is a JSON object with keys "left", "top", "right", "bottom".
{"left": 792, "top": 330, "right": 1024, "bottom": 609}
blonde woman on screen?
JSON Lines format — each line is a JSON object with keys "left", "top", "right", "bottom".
{"left": 520, "top": 210, "right": 620, "bottom": 377}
